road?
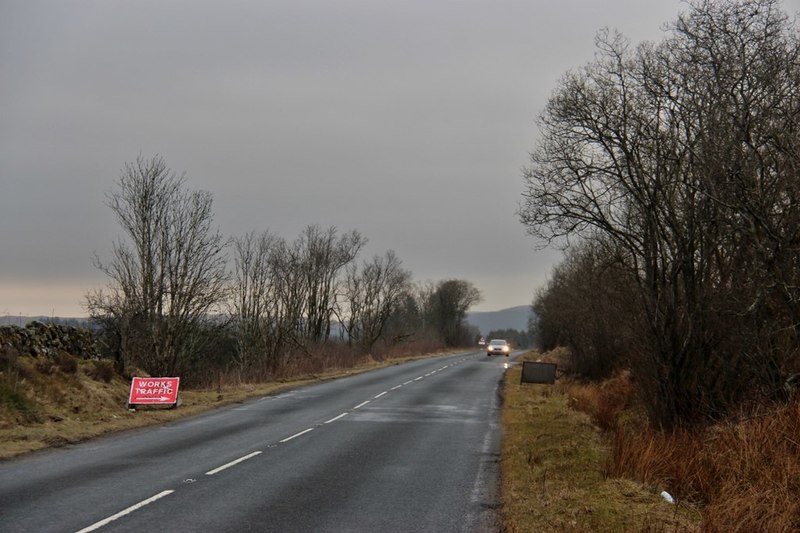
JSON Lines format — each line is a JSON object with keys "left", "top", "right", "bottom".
{"left": 0, "top": 351, "right": 509, "bottom": 532}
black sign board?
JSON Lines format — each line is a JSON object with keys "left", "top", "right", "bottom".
{"left": 520, "top": 361, "right": 557, "bottom": 384}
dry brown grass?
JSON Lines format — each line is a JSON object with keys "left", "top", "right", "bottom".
{"left": 0, "top": 348, "right": 444, "bottom": 460}
{"left": 607, "top": 404, "right": 800, "bottom": 532}
{"left": 565, "top": 371, "right": 637, "bottom": 432}
{"left": 554, "top": 352, "right": 800, "bottom": 532}
{"left": 501, "top": 353, "right": 700, "bottom": 532}
{"left": 0, "top": 356, "right": 312, "bottom": 459}
{"left": 701, "top": 404, "right": 800, "bottom": 532}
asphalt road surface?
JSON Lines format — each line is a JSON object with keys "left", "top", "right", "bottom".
{"left": 0, "top": 351, "right": 510, "bottom": 532}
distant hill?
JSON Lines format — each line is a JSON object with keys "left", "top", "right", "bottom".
{"left": 0, "top": 316, "right": 90, "bottom": 327}
{"left": 3, "top": 310, "right": 536, "bottom": 337}
{"left": 466, "top": 305, "right": 533, "bottom": 335}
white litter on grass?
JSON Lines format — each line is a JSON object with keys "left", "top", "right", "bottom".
{"left": 660, "top": 490, "right": 675, "bottom": 504}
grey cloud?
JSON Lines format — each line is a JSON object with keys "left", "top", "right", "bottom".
{"left": 1, "top": 0, "right": 687, "bottom": 315}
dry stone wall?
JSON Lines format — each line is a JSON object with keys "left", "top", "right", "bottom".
{"left": 0, "top": 321, "right": 97, "bottom": 359}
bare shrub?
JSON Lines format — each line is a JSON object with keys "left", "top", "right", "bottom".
{"left": 0, "top": 380, "right": 41, "bottom": 423}
{"left": 538, "top": 346, "right": 573, "bottom": 377}
{"left": 87, "top": 359, "right": 116, "bottom": 383}
{"left": 375, "top": 339, "right": 446, "bottom": 361}
{"left": 35, "top": 358, "right": 56, "bottom": 375}
{"left": 700, "top": 403, "right": 800, "bottom": 532}
{"left": 604, "top": 400, "right": 800, "bottom": 531}
{"left": 565, "top": 371, "right": 634, "bottom": 432}
{"left": 55, "top": 352, "right": 78, "bottom": 374}
{"left": 605, "top": 426, "right": 704, "bottom": 498}
{"left": 0, "top": 345, "right": 19, "bottom": 369}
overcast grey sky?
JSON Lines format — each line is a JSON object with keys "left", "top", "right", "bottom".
{"left": 1, "top": 0, "right": 736, "bottom": 317}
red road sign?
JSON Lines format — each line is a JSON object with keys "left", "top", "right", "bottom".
{"left": 128, "top": 377, "right": 180, "bottom": 406}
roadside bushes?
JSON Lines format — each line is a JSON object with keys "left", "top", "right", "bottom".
{"left": 522, "top": 0, "right": 800, "bottom": 430}
{"left": 33, "top": 352, "right": 78, "bottom": 376}
{"left": 565, "top": 371, "right": 635, "bottom": 432}
{"left": 560, "top": 360, "right": 800, "bottom": 531}
{"left": 86, "top": 359, "right": 115, "bottom": 383}
{"left": 605, "top": 401, "right": 800, "bottom": 532}
{"left": 532, "top": 241, "right": 637, "bottom": 381}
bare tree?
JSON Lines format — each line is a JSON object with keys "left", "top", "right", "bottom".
{"left": 299, "top": 225, "right": 366, "bottom": 343}
{"left": 87, "top": 155, "right": 228, "bottom": 376}
{"left": 229, "top": 225, "right": 366, "bottom": 370}
{"left": 381, "top": 285, "right": 427, "bottom": 345}
{"left": 532, "top": 237, "right": 638, "bottom": 379}
{"left": 520, "top": 0, "right": 800, "bottom": 428}
{"left": 427, "top": 279, "right": 482, "bottom": 346}
{"left": 230, "top": 230, "right": 281, "bottom": 372}
{"left": 340, "top": 250, "right": 412, "bottom": 352}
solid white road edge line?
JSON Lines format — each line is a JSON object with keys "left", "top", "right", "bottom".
{"left": 205, "top": 451, "right": 263, "bottom": 476}
{"left": 280, "top": 427, "right": 314, "bottom": 443}
{"left": 75, "top": 490, "right": 174, "bottom": 533}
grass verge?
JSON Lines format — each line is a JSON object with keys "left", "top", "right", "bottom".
{"left": 0, "top": 353, "right": 440, "bottom": 460}
{"left": 500, "top": 356, "right": 701, "bottom": 532}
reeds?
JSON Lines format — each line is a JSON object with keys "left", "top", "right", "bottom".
{"left": 569, "top": 374, "right": 800, "bottom": 531}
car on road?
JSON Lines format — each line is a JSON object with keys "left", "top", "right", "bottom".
{"left": 486, "top": 339, "right": 511, "bottom": 356}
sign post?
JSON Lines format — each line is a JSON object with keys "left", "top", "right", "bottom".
{"left": 128, "top": 377, "right": 181, "bottom": 409}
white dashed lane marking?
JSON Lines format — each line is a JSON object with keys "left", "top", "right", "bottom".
{"left": 205, "top": 451, "right": 262, "bottom": 476}
{"left": 75, "top": 357, "right": 482, "bottom": 532}
{"left": 75, "top": 490, "right": 175, "bottom": 533}
{"left": 325, "top": 413, "right": 348, "bottom": 424}
{"left": 280, "top": 427, "right": 315, "bottom": 443}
